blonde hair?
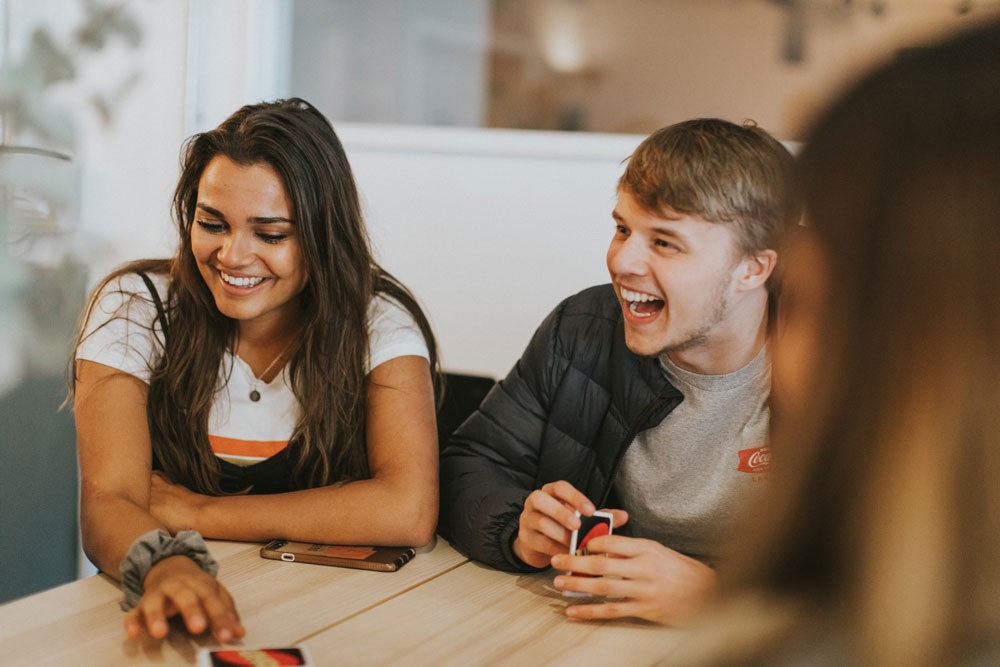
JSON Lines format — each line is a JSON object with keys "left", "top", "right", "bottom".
{"left": 619, "top": 118, "right": 801, "bottom": 258}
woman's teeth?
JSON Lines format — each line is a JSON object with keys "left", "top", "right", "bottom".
{"left": 221, "top": 272, "right": 265, "bottom": 288}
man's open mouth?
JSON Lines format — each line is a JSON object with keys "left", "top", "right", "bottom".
{"left": 620, "top": 287, "right": 664, "bottom": 318}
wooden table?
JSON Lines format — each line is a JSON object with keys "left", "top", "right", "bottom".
{"left": 0, "top": 538, "right": 684, "bottom": 666}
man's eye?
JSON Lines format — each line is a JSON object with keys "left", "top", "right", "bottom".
{"left": 615, "top": 224, "right": 629, "bottom": 236}
{"left": 654, "top": 239, "right": 677, "bottom": 251}
{"left": 196, "top": 219, "right": 226, "bottom": 233}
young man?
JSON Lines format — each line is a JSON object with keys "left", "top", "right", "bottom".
{"left": 439, "top": 118, "right": 801, "bottom": 624}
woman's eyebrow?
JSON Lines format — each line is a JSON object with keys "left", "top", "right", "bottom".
{"left": 196, "top": 203, "right": 294, "bottom": 225}
{"left": 249, "top": 215, "right": 296, "bottom": 225}
{"left": 196, "top": 203, "right": 225, "bottom": 219}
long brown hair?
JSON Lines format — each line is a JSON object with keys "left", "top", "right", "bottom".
{"left": 76, "top": 99, "right": 439, "bottom": 495}
{"left": 674, "top": 21, "right": 1000, "bottom": 667}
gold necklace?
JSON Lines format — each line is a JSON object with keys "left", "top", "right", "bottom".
{"left": 246, "top": 338, "right": 296, "bottom": 402}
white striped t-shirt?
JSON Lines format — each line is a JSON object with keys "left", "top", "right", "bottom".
{"left": 77, "top": 272, "right": 429, "bottom": 466}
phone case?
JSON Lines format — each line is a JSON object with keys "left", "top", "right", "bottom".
{"left": 260, "top": 540, "right": 415, "bottom": 572}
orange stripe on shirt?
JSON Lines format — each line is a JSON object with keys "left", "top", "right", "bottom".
{"left": 209, "top": 435, "right": 288, "bottom": 459}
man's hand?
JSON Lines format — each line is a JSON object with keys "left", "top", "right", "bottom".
{"left": 550, "top": 535, "right": 716, "bottom": 624}
{"left": 124, "top": 555, "right": 245, "bottom": 643}
{"left": 511, "top": 480, "right": 628, "bottom": 569}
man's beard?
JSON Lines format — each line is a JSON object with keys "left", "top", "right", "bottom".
{"left": 659, "top": 272, "right": 733, "bottom": 356}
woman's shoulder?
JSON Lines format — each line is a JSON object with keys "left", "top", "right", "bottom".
{"left": 102, "top": 268, "right": 170, "bottom": 296}
{"left": 89, "top": 264, "right": 172, "bottom": 305}
{"left": 367, "top": 291, "right": 429, "bottom": 369}
{"left": 77, "top": 267, "right": 172, "bottom": 377}
{"left": 369, "top": 291, "right": 414, "bottom": 323}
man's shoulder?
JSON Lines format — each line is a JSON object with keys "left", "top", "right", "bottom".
{"left": 536, "top": 284, "right": 624, "bottom": 359}
{"left": 557, "top": 284, "right": 622, "bottom": 322}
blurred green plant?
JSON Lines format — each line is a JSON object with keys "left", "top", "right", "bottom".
{"left": 0, "top": 0, "right": 142, "bottom": 395}
{"left": 0, "top": 0, "right": 142, "bottom": 147}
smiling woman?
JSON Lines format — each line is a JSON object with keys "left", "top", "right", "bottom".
{"left": 69, "top": 99, "right": 441, "bottom": 645}
{"left": 191, "top": 157, "right": 308, "bottom": 335}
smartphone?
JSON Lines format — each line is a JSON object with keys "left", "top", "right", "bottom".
{"left": 563, "top": 510, "right": 614, "bottom": 597}
{"left": 197, "top": 646, "right": 313, "bottom": 666}
{"left": 260, "top": 540, "right": 415, "bottom": 572}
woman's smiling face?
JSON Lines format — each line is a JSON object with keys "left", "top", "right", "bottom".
{"left": 190, "top": 155, "right": 308, "bottom": 335}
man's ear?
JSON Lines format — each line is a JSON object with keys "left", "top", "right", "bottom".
{"left": 736, "top": 249, "right": 777, "bottom": 291}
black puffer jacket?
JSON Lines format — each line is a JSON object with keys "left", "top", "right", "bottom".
{"left": 439, "top": 284, "right": 684, "bottom": 572}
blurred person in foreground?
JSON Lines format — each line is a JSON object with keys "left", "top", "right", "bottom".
{"left": 669, "top": 19, "right": 1000, "bottom": 667}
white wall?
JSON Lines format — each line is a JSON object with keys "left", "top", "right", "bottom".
{"left": 340, "top": 124, "right": 642, "bottom": 378}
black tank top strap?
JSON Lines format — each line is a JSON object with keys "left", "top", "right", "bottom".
{"left": 134, "top": 270, "right": 170, "bottom": 343}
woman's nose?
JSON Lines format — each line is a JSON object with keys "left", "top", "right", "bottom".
{"left": 218, "top": 232, "right": 252, "bottom": 266}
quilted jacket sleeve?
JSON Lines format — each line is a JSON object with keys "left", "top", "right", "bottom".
{"left": 438, "top": 299, "right": 568, "bottom": 572}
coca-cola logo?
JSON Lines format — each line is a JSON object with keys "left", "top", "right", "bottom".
{"left": 748, "top": 449, "right": 770, "bottom": 468}
{"left": 737, "top": 446, "right": 771, "bottom": 473}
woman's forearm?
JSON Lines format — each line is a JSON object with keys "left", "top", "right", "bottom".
{"left": 80, "top": 487, "right": 170, "bottom": 579}
{"left": 75, "top": 362, "right": 168, "bottom": 579}
{"left": 192, "top": 475, "right": 438, "bottom": 546}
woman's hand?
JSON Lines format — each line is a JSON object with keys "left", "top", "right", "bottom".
{"left": 149, "top": 473, "right": 209, "bottom": 534}
{"left": 124, "top": 554, "right": 244, "bottom": 643}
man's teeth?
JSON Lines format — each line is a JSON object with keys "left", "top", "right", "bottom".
{"left": 221, "top": 272, "right": 264, "bottom": 288}
{"left": 628, "top": 302, "right": 654, "bottom": 317}
{"left": 621, "top": 287, "right": 659, "bottom": 303}
{"left": 621, "top": 287, "right": 660, "bottom": 318}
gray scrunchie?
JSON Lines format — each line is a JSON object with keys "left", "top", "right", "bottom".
{"left": 119, "top": 529, "right": 219, "bottom": 610}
